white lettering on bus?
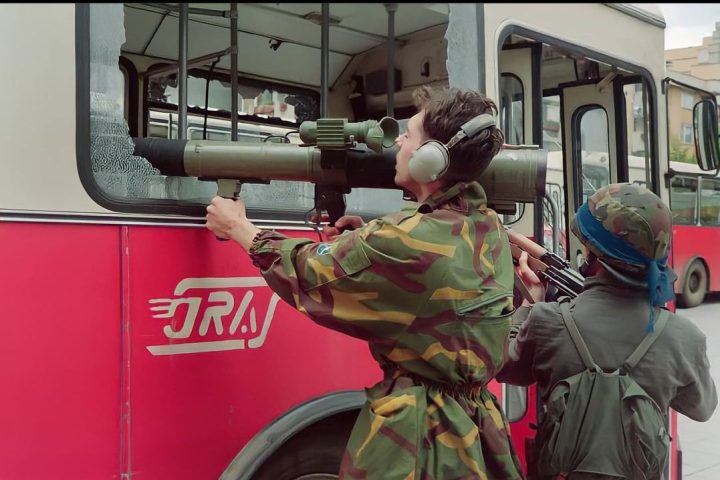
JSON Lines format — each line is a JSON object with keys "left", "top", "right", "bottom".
{"left": 146, "top": 277, "right": 280, "bottom": 356}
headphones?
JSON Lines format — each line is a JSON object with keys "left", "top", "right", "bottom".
{"left": 408, "top": 113, "right": 496, "bottom": 183}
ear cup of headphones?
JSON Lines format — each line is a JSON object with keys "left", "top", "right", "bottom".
{"left": 408, "top": 141, "right": 449, "bottom": 183}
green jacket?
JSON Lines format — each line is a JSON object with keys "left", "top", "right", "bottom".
{"left": 250, "top": 181, "right": 524, "bottom": 479}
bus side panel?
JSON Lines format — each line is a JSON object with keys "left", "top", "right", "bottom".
{"left": 0, "top": 222, "right": 122, "bottom": 479}
{"left": 126, "top": 226, "right": 382, "bottom": 479}
{"left": 672, "top": 226, "right": 695, "bottom": 290}
{"left": 672, "top": 225, "right": 719, "bottom": 292}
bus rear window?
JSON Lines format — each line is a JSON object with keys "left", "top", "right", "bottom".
{"left": 670, "top": 176, "right": 698, "bottom": 225}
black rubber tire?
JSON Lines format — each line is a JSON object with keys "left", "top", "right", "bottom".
{"left": 250, "top": 410, "right": 357, "bottom": 480}
{"left": 680, "top": 260, "right": 708, "bottom": 308}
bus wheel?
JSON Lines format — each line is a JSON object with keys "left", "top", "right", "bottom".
{"left": 680, "top": 261, "right": 707, "bottom": 308}
{"left": 251, "top": 411, "right": 356, "bottom": 480}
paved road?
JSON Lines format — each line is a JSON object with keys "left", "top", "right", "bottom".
{"left": 676, "top": 293, "right": 720, "bottom": 479}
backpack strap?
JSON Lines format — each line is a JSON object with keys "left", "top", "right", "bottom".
{"left": 623, "top": 309, "right": 670, "bottom": 371}
{"left": 559, "top": 299, "right": 602, "bottom": 373}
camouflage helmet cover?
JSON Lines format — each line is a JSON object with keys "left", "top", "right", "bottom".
{"left": 570, "top": 183, "right": 672, "bottom": 275}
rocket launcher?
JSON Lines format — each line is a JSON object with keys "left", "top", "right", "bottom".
{"left": 132, "top": 117, "right": 548, "bottom": 224}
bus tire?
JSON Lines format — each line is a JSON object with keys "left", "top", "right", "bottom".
{"left": 680, "top": 260, "right": 707, "bottom": 308}
{"left": 251, "top": 410, "right": 357, "bottom": 480}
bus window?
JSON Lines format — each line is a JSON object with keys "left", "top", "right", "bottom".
{"left": 504, "top": 384, "right": 527, "bottom": 422}
{"left": 700, "top": 178, "right": 720, "bottom": 226}
{"left": 542, "top": 95, "right": 565, "bottom": 255}
{"left": 88, "top": 5, "right": 168, "bottom": 201}
{"left": 500, "top": 73, "right": 524, "bottom": 144}
{"left": 670, "top": 176, "right": 698, "bottom": 225}
{"left": 86, "top": 4, "right": 450, "bottom": 219}
{"left": 146, "top": 69, "right": 316, "bottom": 127}
{"left": 625, "top": 81, "right": 653, "bottom": 190}
{"left": 148, "top": 119, "right": 170, "bottom": 139}
{"left": 86, "top": 5, "right": 313, "bottom": 213}
{"left": 188, "top": 128, "right": 231, "bottom": 142}
{"left": 497, "top": 73, "right": 526, "bottom": 225}
{"left": 543, "top": 96, "right": 562, "bottom": 152}
{"left": 577, "top": 107, "right": 610, "bottom": 205}
{"left": 140, "top": 61, "right": 320, "bottom": 209}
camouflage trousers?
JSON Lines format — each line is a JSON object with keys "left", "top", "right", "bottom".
{"left": 339, "top": 383, "right": 524, "bottom": 479}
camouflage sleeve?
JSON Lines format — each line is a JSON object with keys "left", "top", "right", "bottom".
{"left": 671, "top": 335, "right": 718, "bottom": 422}
{"left": 496, "top": 304, "right": 537, "bottom": 386}
{"left": 249, "top": 223, "right": 412, "bottom": 341}
{"left": 248, "top": 229, "right": 316, "bottom": 309}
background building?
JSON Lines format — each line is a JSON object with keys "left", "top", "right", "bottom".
{"left": 666, "top": 22, "right": 720, "bottom": 164}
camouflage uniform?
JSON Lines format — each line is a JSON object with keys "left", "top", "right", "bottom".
{"left": 498, "top": 183, "right": 717, "bottom": 479}
{"left": 250, "top": 181, "right": 524, "bottom": 479}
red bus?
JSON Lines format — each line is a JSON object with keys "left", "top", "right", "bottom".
{"left": 548, "top": 155, "right": 720, "bottom": 309}
{"left": 1, "top": 4, "right": 717, "bottom": 480}
{"left": 669, "top": 163, "right": 720, "bottom": 307}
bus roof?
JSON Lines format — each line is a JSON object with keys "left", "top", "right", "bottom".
{"left": 604, "top": 4, "right": 666, "bottom": 29}
{"left": 123, "top": 3, "right": 666, "bottom": 90}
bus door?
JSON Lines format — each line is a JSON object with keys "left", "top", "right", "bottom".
{"left": 559, "top": 78, "right": 621, "bottom": 269}
{"left": 499, "top": 43, "right": 545, "bottom": 238}
{"left": 499, "top": 45, "right": 537, "bottom": 147}
{"left": 498, "top": 43, "right": 542, "bottom": 472}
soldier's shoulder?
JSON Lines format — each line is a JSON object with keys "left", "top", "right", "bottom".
{"left": 374, "top": 209, "right": 418, "bottom": 227}
{"left": 663, "top": 309, "right": 708, "bottom": 342}
{"left": 360, "top": 211, "right": 424, "bottom": 258}
{"left": 529, "top": 300, "right": 564, "bottom": 316}
{"left": 525, "top": 301, "right": 566, "bottom": 333}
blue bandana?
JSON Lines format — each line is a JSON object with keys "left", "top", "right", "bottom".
{"left": 575, "top": 203, "right": 674, "bottom": 331}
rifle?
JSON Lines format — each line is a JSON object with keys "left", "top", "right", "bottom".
{"left": 132, "top": 117, "right": 548, "bottom": 224}
{"left": 505, "top": 227, "right": 585, "bottom": 301}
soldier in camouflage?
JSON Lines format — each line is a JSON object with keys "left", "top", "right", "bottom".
{"left": 206, "top": 86, "right": 524, "bottom": 479}
{"left": 497, "top": 183, "right": 717, "bottom": 479}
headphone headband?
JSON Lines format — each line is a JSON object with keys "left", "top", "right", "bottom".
{"left": 445, "top": 113, "right": 496, "bottom": 150}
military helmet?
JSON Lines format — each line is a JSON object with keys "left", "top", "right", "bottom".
{"left": 570, "top": 183, "right": 672, "bottom": 275}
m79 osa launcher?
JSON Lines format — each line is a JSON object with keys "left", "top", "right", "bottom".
{"left": 132, "top": 116, "right": 548, "bottom": 223}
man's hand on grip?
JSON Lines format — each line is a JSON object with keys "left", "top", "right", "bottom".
{"left": 310, "top": 212, "right": 365, "bottom": 240}
{"left": 516, "top": 250, "right": 546, "bottom": 305}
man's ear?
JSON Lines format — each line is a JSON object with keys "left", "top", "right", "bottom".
{"left": 579, "top": 251, "right": 600, "bottom": 277}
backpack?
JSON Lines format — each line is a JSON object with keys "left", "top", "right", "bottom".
{"left": 535, "top": 298, "right": 671, "bottom": 479}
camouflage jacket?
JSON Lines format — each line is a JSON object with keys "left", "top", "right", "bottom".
{"left": 250, "top": 181, "right": 524, "bottom": 479}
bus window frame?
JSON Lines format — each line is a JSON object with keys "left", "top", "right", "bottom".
{"left": 621, "top": 75, "right": 654, "bottom": 188}
{"left": 572, "top": 104, "right": 610, "bottom": 208}
{"left": 699, "top": 176, "right": 720, "bottom": 227}
{"left": 670, "top": 174, "right": 700, "bottom": 226}
{"left": 500, "top": 72, "right": 525, "bottom": 145}
{"left": 76, "top": 4, "right": 322, "bottom": 219}
{"left": 497, "top": 24, "right": 660, "bottom": 197}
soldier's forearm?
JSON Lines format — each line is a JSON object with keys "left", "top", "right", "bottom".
{"left": 230, "top": 218, "right": 262, "bottom": 252}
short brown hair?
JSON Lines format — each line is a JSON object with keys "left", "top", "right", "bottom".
{"left": 412, "top": 86, "right": 504, "bottom": 182}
